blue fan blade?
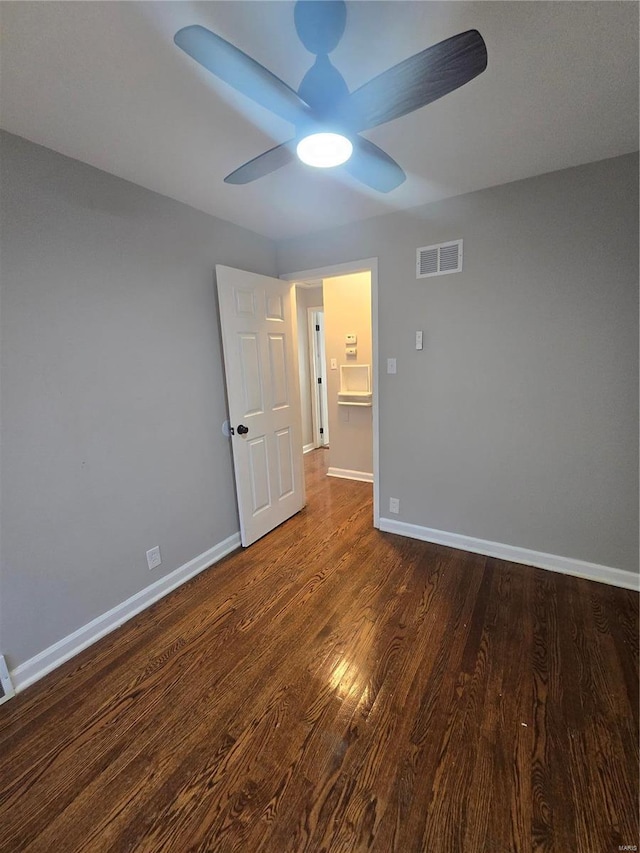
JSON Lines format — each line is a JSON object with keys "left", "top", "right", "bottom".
{"left": 225, "top": 140, "right": 296, "bottom": 184}
{"left": 175, "top": 26, "right": 312, "bottom": 126}
{"left": 337, "top": 30, "right": 488, "bottom": 132}
{"left": 342, "top": 137, "right": 406, "bottom": 193}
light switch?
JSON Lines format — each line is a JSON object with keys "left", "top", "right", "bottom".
{"left": 387, "top": 358, "right": 397, "bottom": 374}
{"left": 330, "top": 358, "right": 337, "bottom": 370}
{"left": 415, "top": 330, "right": 423, "bottom": 350}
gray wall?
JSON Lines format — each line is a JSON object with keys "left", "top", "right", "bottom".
{"left": 0, "top": 131, "right": 277, "bottom": 668}
{"left": 2, "top": 135, "right": 637, "bottom": 676}
{"left": 278, "top": 154, "right": 640, "bottom": 574}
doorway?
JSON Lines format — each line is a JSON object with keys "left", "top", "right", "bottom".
{"left": 286, "top": 258, "right": 379, "bottom": 528}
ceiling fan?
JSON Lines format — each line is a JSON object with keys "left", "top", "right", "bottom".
{"left": 174, "top": 1, "right": 487, "bottom": 193}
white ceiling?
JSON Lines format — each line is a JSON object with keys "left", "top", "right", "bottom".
{"left": 1, "top": 1, "right": 638, "bottom": 240}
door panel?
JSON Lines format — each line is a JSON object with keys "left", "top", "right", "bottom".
{"left": 239, "top": 334, "right": 264, "bottom": 415}
{"left": 266, "top": 294, "right": 285, "bottom": 321}
{"left": 275, "top": 428, "right": 294, "bottom": 498}
{"left": 217, "top": 265, "right": 305, "bottom": 546}
{"left": 248, "top": 436, "right": 270, "bottom": 514}
{"left": 268, "top": 334, "right": 289, "bottom": 409}
{"left": 235, "top": 288, "right": 256, "bottom": 315}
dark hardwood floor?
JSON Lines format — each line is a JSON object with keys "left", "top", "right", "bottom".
{"left": 1, "top": 449, "right": 638, "bottom": 852}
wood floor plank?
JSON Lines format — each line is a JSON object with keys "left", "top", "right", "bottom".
{"left": 0, "top": 449, "right": 637, "bottom": 853}
{"left": 40, "top": 489, "right": 390, "bottom": 852}
{"left": 488, "top": 560, "right": 534, "bottom": 853}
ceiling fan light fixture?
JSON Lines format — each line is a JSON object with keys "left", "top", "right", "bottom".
{"left": 175, "top": 12, "right": 487, "bottom": 190}
{"left": 296, "top": 132, "right": 353, "bottom": 168}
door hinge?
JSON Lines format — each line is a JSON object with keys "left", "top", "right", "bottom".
{"left": 319, "top": 427, "right": 324, "bottom": 435}
{"left": 315, "top": 324, "right": 320, "bottom": 331}
{"left": 317, "top": 377, "right": 322, "bottom": 384}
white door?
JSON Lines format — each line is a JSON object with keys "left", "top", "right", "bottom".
{"left": 309, "top": 308, "right": 330, "bottom": 447}
{"left": 216, "top": 265, "right": 305, "bottom": 546}
{"left": 316, "top": 311, "right": 330, "bottom": 446}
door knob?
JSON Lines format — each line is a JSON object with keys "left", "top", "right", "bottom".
{"left": 236, "top": 424, "right": 249, "bottom": 435}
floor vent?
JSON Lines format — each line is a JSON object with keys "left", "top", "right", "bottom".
{"left": 0, "top": 655, "right": 15, "bottom": 704}
{"left": 417, "top": 239, "right": 463, "bottom": 277}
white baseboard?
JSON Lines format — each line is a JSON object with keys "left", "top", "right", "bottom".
{"left": 303, "top": 443, "right": 316, "bottom": 454}
{"left": 10, "top": 532, "right": 241, "bottom": 694}
{"left": 327, "top": 467, "right": 374, "bottom": 483}
{"left": 378, "top": 518, "right": 639, "bottom": 591}
{"left": 0, "top": 655, "right": 15, "bottom": 705}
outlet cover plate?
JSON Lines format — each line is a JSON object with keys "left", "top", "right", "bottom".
{"left": 389, "top": 497, "right": 400, "bottom": 514}
{"left": 146, "top": 546, "right": 161, "bottom": 570}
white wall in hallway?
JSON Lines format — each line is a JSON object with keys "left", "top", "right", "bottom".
{"left": 323, "top": 272, "right": 373, "bottom": 477}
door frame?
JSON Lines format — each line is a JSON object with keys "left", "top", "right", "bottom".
{"left": 280, "top": 258, "right": 380, "bottom": 528}
{"left": 307, "top": 306, "right": 329, "bottom": 448}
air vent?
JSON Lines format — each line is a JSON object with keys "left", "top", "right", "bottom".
{"left": 417, "top": 239, "right": 463, "bottom": 278}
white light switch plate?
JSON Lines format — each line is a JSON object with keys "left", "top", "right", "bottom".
{"left": 330, "top": 358, "right": 337, "bottom": 370}
{"left": 415, "top": 331, "right": 423, "bottom": 350}
{"left": 387, "top": 358, "right": 397, "bottom": 374}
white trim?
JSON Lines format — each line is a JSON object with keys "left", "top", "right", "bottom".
{"left": 10, "top": 533, "right": 241, "bottom": 693}
{"left": 303, "top": 442, "right": 316, "bottom": 454}
{"left": 280, "top": 259, "right": 377, "bottom": 281}
{"left": 307, "top": 306, "right": 328, "bottom": 449}
{"left": 327, "top": 467, "right": 374, "bottom": 483}
{"left": 378, "top": 518, "right": 639, "bottom": 591}
{"left": 280, "top": 257, "right": 380, "bottom": 528}
{"left": 307, "top": 306, "right": 321, "bottom": 448}
{"left": 0, "top": 655, "right": 15, "bottom": 705}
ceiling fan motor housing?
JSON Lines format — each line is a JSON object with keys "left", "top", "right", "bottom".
{"left": 294, "top": 0, "right": 347, "bottom": 56}
{"left": 297, "top": 56, "right": 350, "bottom": 129}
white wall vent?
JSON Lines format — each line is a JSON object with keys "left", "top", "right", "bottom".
{"left": 417, "top": 239, "right": 463, "bottom": 278}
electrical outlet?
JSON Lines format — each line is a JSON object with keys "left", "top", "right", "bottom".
{"left": 146, "top": 546, "right": 161, "bottom": 570}
{"left": 389, "top": 497, "right": 400, "bottom": 514}
{"left": 387, "top": 358, "right": 397, "bottom": 374}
